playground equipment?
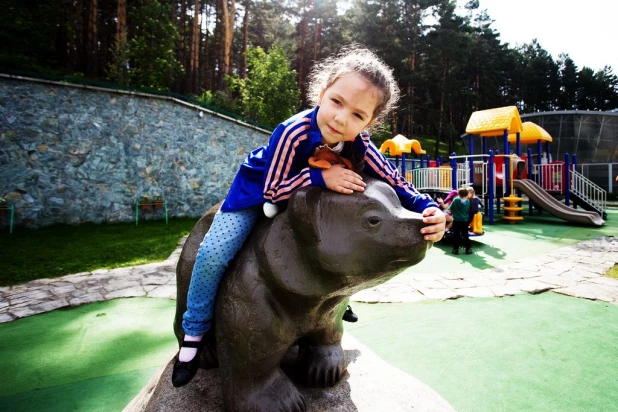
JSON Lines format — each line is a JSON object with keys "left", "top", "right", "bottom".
{"left": 460, "top": 106, "right": 606, "bottom": 226}
{"left": 380, "top": 107, "right": 606, "bottom": 228}
{"left": 501, "top": 156, "right": 524, "bottom": 223}
{"left": 379, "top": 134, "right": 450, "bottom": 188}
{"left": 379, "top": 134, "right": 426, "bottom": 179}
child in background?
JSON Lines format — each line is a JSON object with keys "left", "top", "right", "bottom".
{"left": 449, "top": 187, "right": 472, "bottom": 255}
{"left": 467, "top": 187, "right": 483, "bottom": 230}
{"left": 172, "top": 45, "right": 447, "bottom": 388}
{"left": 437, "top": 189, "right": 457, "bottom": 230}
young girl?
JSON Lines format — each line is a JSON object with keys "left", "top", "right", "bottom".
{"left": 172, "top": 46, "right": 446, "bottom": 387}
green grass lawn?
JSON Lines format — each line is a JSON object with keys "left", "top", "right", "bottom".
{"left": 0, "top": 217, "right": 198, "bottom": 286}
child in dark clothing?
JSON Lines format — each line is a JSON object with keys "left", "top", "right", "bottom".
{"left": 448, "top": 187, "right": 472, "bottom": 255}
{"left": 467, "top": 187, "right": 483, "bottom": 225}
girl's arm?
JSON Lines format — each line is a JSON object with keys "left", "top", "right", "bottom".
{"left": 262, "top": 119, "right": 325, "bottom": 204}
{"left": 363, "top": 139, "right": 444, "bottom": 242}
{"left": 363, "top": 139, "right": 438, "bottom": 213}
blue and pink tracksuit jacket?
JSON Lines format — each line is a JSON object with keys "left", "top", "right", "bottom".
{"left": 221, "top": 106, "right": 438, "bottom": 214}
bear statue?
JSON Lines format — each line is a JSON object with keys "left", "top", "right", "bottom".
{"left": 174, "top": 177, "right": 431, "bottom": 411}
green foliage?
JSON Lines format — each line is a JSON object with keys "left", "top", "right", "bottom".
{"left": 198, "top": 90, "right": 240, "bottom": 115}
{"left": 226, "top": 46, "right": 301, "bottom": 128}
{"left": 106, "top": 36, "right": 130, "bottom": 86}
{"left": 0, "top": 218, "right": 198, "bottom": 286}
{"left": 1, "top": 0, "right": 618, "bottom": 146}
{"left": 0, "top": 0, "right": 62, "bottom": 71}
{"left": 125, "top": 0, "right": 183, "bottom": 90}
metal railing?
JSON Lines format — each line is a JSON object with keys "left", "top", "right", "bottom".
{"left": 570, "top": 168, "right": 607, "bottom": 215}
{"left": 577, "top": 162, "right": 617, "bottom": 194}
{"left": 472, "top": 161, "right": 487, "bottom": 196}
{"left": 531, "top": 163, "right": 564, "bottom": 192}
{"left": 406, "top": 167, "right": 457, "bottom": 191}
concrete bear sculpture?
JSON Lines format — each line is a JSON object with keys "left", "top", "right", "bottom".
{"left": 174, "top": 177, "right": 431, "bottom": 411}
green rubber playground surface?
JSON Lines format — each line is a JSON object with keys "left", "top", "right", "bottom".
{"left": 0, "top": 298, "right": 178, "bottom": 412}
{"left": 0, "top": 210, "right": 616, "bottom": 411}
{"left": 346, "top": 294, "right": 618, "bottom": 411}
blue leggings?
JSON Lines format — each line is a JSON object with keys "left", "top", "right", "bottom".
{"left": 182, "top": 207, "right": 260, "bottom": 336}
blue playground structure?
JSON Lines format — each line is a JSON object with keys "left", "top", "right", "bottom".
{"left": 380, "top": 106, "right": 607, "bottom": 227}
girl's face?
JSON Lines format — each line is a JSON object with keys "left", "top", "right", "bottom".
{"left": 317, "top": 73, "right": 379, "bottom": 146}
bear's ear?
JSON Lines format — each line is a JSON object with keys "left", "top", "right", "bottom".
{"left": 288, "top": 186, "right": 322, "bottom": 242}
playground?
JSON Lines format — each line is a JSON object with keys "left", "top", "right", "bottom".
{"left": 1, "top": 106, "right": 616, "bottom": 411}
{"left": 1, "top": 208, "right": 617, "bottom": 411}
{"left": 380, "top": 106, "right": 609, "bottom": 232}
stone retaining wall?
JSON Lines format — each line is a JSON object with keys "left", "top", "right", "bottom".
{"left": 0, "top": 75, "right": 271, "bottom": 228}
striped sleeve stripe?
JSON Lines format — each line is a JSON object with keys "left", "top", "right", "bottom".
{"left": 264, "top": 169, "right": 312, "bottom": 202}
{"left": 365, "top": 144, "right": 422, "bottom": 198}
{"left": 264, "top": 118, "right": 311, "bottom": 190}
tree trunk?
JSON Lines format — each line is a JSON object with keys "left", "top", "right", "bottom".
{"left": 298, "top": 18, "right": 307, "bottom": 93}
{"left": 312, "top": 18, "right": 320, "bottom": 62}
{"left": 86, "top": 0, "right": 98, "bottom": 78}
{"left": 202, "top": 5, "right": 211, "bottom": 91}
{"left": 219, "top": 0, "right": 236, "bottom": 82}
{"left": 436, "top": 58, "right": 447, "bottom": 158}
{"left": 177, "top": 0, "right": 188, "bottom": 93}
{"left": 240, "top": 0, "right": 249, "bottom": 79}
{"left": 115, "top": 0, "right": 126, "bottom": 44}
{"left": 190, "top": 0, "right": 200, "bottom": 94}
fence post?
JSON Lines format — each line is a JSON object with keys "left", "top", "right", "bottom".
{"left": 468, "top": 135, "right": 474, "bottom": 187}
{"left": 565, "top": 153, "right": 570, "bottom": 207}
{"left": 450, "top": 153, "right": 457, "bottom": 190}
{"left": 402, "top": 153, "right": 406, "bottom": 176}
{"left": 488, "top": 150, "right": 495, "bottom": 224}
{"left": 503, "top": 130, "right": 510, "bottom": 197}
{"left": 527, "top": 148, "right": 533, "bottom": 215}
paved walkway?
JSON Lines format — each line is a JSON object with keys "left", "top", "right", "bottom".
{"left": 1, "top": 236, "right": 617, "bottom": 324}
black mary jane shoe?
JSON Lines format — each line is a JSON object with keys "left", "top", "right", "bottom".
{"left": 171, "top": 340, "right": 204, "bottom": 388}
{"left": 342, "top": 305, "right": 359, "bottom": 323}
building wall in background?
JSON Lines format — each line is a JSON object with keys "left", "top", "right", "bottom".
{"left": 0, "top": 76, "right": 271, "bottom": 228}
{"left": 521, "top": 111, "right": 618, "bottom": 164}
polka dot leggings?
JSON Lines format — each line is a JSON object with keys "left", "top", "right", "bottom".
{"left": 182, "top": 207, "right": 260, "bottom": 336}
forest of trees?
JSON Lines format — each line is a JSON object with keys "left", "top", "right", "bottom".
{"left": 2, "top": 0, "right": 617, "bottom": 156}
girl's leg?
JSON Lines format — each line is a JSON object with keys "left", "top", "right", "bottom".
{"left": 173, "top": 207, "right": 260, "bottom": 387}
{"left": 182, "top": 207, "right": 260, "bottom": 337}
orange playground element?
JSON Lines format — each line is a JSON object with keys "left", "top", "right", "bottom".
{"left": 379, "top": 134, "right": 426, "bottom": 156}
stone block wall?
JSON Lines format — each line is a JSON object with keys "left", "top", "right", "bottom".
{"left": 0, "top": 75, "right": 271, "bottom": 228}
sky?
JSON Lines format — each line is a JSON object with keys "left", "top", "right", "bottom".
{"left": 456, "top": 0, "right": 617, "bottom": 73}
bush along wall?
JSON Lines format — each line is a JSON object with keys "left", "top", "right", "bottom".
{"left": 0, "top": 75, "right": 271, "bottom": 228}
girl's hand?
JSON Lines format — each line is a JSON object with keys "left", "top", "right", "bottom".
{"left": 322, "top": 165, "right": 366, "bottom": 194}
{"left": 420, "top": 207, "right": 446, "bottom": 242}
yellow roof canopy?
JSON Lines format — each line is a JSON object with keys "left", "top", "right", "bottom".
{"left": 508, "top": 121, "right": 552, "bottom": 144}
{"left": 465, "top": 106, "right": 523, "bottom": 137}
{"left": 379, "top": 134, "right": 426, "bottom": 156}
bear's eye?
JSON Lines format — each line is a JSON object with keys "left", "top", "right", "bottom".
{"left": 367, "top": 216, "right": 381, "bottom": 227}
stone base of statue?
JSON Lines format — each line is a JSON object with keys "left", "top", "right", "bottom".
{"left": 124, "top": 333, "right": 454, "bottom": 412}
